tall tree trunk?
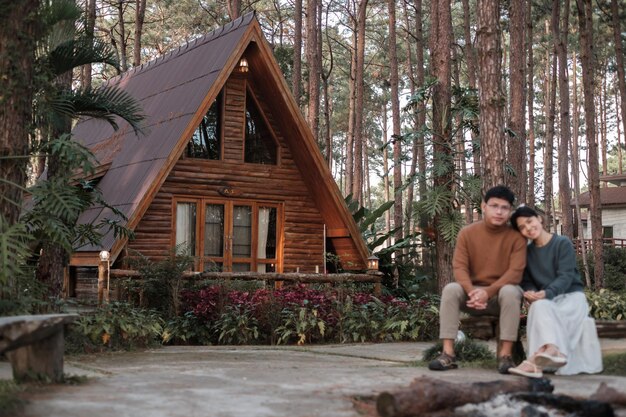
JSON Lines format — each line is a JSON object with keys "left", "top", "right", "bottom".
{"left": 601, "top": 77, "right": 608, "bottom": 176}
{"left": 389, "top": 0, "right": 403, "bottom": 270}
{"left": 572, "top": 51, "right": 591, "bottom": 285}
{"left": 82, "top": 0, "right": 96, "bottom": 88}
{"left": 133, "top": 0, "right": 146, "bottom": 67}
{"left": 345, "top": 22, "right": 357, "bottom": 196}
{"left": 617, "top": 88, "right": 623, "bottom": 174}
{"left": 506, "top": 0, "right": 526, "bottom": 203}
{"left": 612, "top": 0, "right": 626, "bottom": 165}
{"left": 554, "top": 0, "right": 574, "bottom": 238}
{"left": 292, "top": 0, "right": 302, "bottom": 104}
{"left": 477, "top": 0, "right": 505, "bottom": 191}
{"left": 306, "top": 0, "right": 320, "bottom": 140}
{"left": 37, "top": 65, "right": 73, "bottom": 299}
{"left": 526, "top": 0, "right": 536, "bottom": 207}
{"left": 116, "top": 0, "right": 128, "bottom": 72}
{"left": 228, "top": 0, "right": 241, "bottom": 19}
{"left": 543, "top": 33, "right": 557, "bottom": 232}
{"left": 383, "top": 104, "right": 392, "bottom": 246}
{"left": 351, "top": 0, "right": 368, "bottom": 204}
{"left": 576, "top": 0, "right": 603, "bottom": 288}
{"left": 453, "top": 49, "right": 471, "bottom": 223}
{"left": 0, "top": 0, "right": 39, "bottom": 226}
{"left": 462, "top": 0, "right": 480, "bottom": 182}
{"left": 322, "top": 68, "right": 333, "bottom": 166}
{"left": 414, "top": 0, "right": 428, "bottom": 232}
{"left": 430, "top": 0, "right": 454, "bottom": 292}
{"left": 321, "top": 5, "right": 334, "bottom": 166}
{"left": 403, "top": 0, "right": 417, "bottom": 242}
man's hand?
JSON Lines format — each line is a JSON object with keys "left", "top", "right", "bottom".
{"left": 523, "top": 290, "right": 546, "bottom": 303}
{"left": 467, "top": 288, "right": 488, "bottom": 310}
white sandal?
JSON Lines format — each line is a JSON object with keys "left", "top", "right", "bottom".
{"left": 535, "top": 351, "right": 567, "bottom": 369}
{"left": 508, "top": 360, "right": 543, "bottom": 378}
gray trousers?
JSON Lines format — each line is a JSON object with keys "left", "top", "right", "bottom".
{"left": 439, "top": 282, "right": 523, "bottom": 341}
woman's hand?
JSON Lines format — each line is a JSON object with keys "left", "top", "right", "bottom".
{"left": 523, "top": 290, "right": 546, "bottom": 303}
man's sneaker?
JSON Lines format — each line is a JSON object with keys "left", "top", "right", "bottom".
{"left": 428, "top": 352, "right": 458, "bottom": 371}
{"left": 497, "top": 355, "right": 515, "bottom": 374}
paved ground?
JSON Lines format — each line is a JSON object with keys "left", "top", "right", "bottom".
{"left": 3, "top": 340, "right": 626, "bottom": 417}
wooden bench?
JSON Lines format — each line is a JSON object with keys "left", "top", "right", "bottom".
{"left": 460, "top": 315, "right": 526, "bottom": 362}
{"left": 0, "top": 314, "right": 78, "bottom": 382}
{"left": 594, "top": 320, "right": 626, "bottom": 338}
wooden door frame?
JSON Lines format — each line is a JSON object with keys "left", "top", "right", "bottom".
{"left": 172, "top": 196, "right": 283, "bottom": 272}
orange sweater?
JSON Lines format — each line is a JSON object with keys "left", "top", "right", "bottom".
{"left": 452, "top": 220, "right": 527, "bottom": 299}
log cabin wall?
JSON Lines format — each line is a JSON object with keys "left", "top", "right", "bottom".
{"left": 127, "top": 74, "right": 327, "bottom": 273}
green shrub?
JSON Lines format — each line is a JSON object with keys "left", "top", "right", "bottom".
{"left": 162, "top": 311, "right": 213, "bottom": 345}
{"left": 333, "top": 297, "right": 380, "bottom": 343}
{"left": 125, "top": 247, "right": 195, "bottom": 318}
{"left": 67, "top": 302, "right": 164, "bottom": 352}
{"left": 586, "top": 289, "right": 626, "bottom": 320}
{"left": 215, "top": 305, "right": 260, "bottom": 345}
{"left": 275, "top": 306, "right": 326, "bottom": 345}
{"left": 422, "top": 338, "right": 495, "bottom": 362}
{"left": 0, "top": 380, "right": 24, "bottom": 417}
{"left": 578, "top": 247, "right": 626, "bottom": 291}
{"left": 603, "top": 247, "right": 626, "bottom": 291}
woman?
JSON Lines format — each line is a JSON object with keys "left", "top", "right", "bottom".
{"left": 507, "top": 206, "right": 602, "bottom": 378}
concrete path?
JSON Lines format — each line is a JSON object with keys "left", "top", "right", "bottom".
{"left": 4, "top": 340, "right": 626, "bottom": 417}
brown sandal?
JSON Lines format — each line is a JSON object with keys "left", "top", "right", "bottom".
{"left": 428, "top": 352, "right": 458, "bottom": 371}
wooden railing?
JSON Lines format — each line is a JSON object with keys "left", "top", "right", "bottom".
{"left": 574, "top": 238, "right": 626, "bottom": 254}
{"left": 98, "top": 269, "right": 383, "bottom": 305}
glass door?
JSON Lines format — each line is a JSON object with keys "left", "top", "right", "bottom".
{"left": 231, "top": 204, "right": 252, "bottom": 271}
{"left": 175, "top": 199, "right": 281, "bottom": 272}
{"left": 203, "top": 203, "right": 225, "bottom": 271}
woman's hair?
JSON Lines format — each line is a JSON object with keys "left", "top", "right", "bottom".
{"left": 510, "top": 205, "right": 539, "bottom": 231}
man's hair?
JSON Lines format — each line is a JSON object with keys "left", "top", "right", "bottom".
{"left": 510, "top": 205, "right": 539, "bottom": 231}
{"left": 483, "top": 185, "right": 515, "bottom": 205}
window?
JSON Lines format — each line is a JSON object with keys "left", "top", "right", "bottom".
{"left": 603, "top": 226, "right": 614, "bottom": 239}
{"left": 244, "top": 96, "right": 277, "bottom": 164}
{"left": 186, "top": 93, "right": 222, "bottom": 159}
{"left": 175, "top": 202, "right": 196, "bottom": 255}
{"left": 174, "top": 199, "right": 280, "bottom": 272}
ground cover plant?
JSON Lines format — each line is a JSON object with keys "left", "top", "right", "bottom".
{"left": 0, "top": 380, "right": 24, "bottom": 417}
{"left": 65, "top": 283, "right": 440, "bottom": 352}
{"left": 179, "top": 284, "right": 440, "bottom": 345}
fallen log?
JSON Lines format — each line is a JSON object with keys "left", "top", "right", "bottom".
{"left": 376, "top": 376, "right": 553, "bottom": 417}
{"left": 513, "top": 392, "right": 614, "bottom": 417}
{"left": 590, "top": 382, "right": 626, "bottom": 407}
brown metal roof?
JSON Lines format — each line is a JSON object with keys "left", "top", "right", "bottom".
{"left": 72, "top": 14, "right": 255, "bottom": 253}
{"left": 573, "top": 186, "right": 626, "bottom": 207}
{"left": 70, "top": 12, "right": 370, "bottom": 268}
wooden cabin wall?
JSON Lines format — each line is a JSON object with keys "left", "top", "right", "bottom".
{"left": 127, "top": 75, "right": 327, "bottom": 273}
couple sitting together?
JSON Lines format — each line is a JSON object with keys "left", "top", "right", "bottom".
{"left": 428, "top": 185, "right": 603, "bottom": 378}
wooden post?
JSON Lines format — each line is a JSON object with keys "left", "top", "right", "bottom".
{"left": 97, "top": 260, "right": 106, "bottom": 306}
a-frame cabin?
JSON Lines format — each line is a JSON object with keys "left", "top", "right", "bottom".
{"left": 68, "top": 13, "right": 369, "bottom": 293}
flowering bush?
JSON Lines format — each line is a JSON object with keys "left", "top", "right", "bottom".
{"left": 177, "top": 284, "right": 440, "bottom": 345}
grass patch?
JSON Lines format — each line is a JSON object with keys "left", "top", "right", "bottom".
{"left": 0, "top": 380, "right": 25, "bottom": 417}
{"left": 422, "top": 338, "right": 496, "bottom": 362}
{"left": 601, "top": 352, "right": 626, "bottom": 376}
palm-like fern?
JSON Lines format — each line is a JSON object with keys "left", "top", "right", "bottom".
{"left": 0, "top": 0, "right": 145, "bottom": 296}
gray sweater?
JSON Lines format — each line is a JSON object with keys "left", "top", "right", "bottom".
{"left": 521, "top": 234, "right": 584, "bottom": 299}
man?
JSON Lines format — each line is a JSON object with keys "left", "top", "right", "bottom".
{"left": 428, "top": 185, "right": 527, "bottom": 374}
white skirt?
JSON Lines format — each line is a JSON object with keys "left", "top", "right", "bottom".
{"left": 526, "top": 291, "right": 603, "bottom": 375}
